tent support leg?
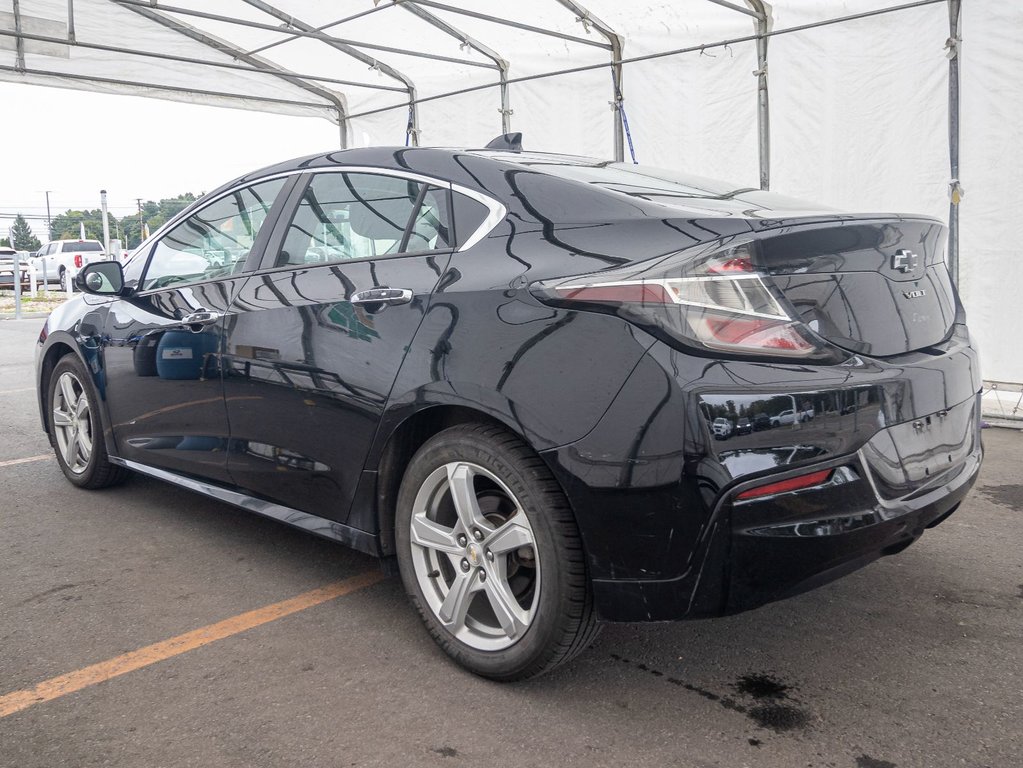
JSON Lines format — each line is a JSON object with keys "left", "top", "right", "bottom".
{"left": 755, "top": 25, "right": 770, "bottom": 190}
{"left": 610, "top": 37, "right": 625, "bottom": 163}
{"left": 555, "top": 0, "right": 624, "bottom": 162}
{"left": 499, "top": 70, "right": 512, "bottom": 133}
{"left": 947, "top": 0, "right": 962, "bottom": 286}
{"left": 747, "top": 1, "right": 772, "bottom": 190}
{"left": 67, "top": 0, "right": 77, "bottom": 43}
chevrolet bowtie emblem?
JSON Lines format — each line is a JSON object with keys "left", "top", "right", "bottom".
{"left": 892, "top": 249, "right": 919, "bottom": 273}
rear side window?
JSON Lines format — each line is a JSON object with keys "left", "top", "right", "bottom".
{"left": 276, "top": 172, "right": 451, "bottom": 268}
{"left": 141, "top": 178, "right": 285, "bottom": 291}
{"left": 451, "top": 192, "right": 491, "bottom": 248}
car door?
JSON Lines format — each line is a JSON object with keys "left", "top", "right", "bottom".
{"left": 221, "top": 169, "right": 452, "bottom": 522}
{"left": 100, "top": 177, "right": 293, "bottom": 483}
{"left": 40, "top": 243, "right": 56, "bottom": 281}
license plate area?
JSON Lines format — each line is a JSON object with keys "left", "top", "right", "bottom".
{"left": 859, "top": 396, "right": 978, "bottom": 500}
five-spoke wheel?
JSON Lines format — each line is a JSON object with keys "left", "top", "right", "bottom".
{"left": 48, "top": 355, "right": 128, "bottom": 489}
{"left": 51, "top": 370, "right": 93, "bottom": 475}
{"left": 396, "top": 423, "right": 598, "bottom": 680}
{"left": 409, "top": 461, "right": 540, "bottom": 651}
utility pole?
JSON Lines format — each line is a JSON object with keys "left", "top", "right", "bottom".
{"left": 136, "top": 198, "right": 143, "bottom": 248}
{"left": 44, "top": 190, "right": 52, "bottom": 241}
{"left": 100, "top": 190, "right": 111, "bottom": 254}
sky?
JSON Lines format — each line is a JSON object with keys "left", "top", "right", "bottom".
{"left": 0, "top": 82, "right": 341, "bottom": 245}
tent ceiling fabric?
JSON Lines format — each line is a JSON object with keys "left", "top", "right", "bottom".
{"left": 2, "top": 0, "right": 1021, "bottom": 389}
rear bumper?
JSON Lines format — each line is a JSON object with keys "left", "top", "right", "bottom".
{"left": 540, "top": 325, "right": 983, "bottom": 622}
{"left": 587, "top": 397, "right": 982, "bottom": 621}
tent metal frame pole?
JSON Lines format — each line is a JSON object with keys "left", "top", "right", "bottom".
{"left": 0, "top": 28, "right": 407, "bottom": 93}
{"left": 246, "top": 5, "right": 394, "bottom": 58}
{"left": 398, "top": 2, "right": 513, "bottom": 134}
{"left": 67, "top": 0, "right": 77, "bottom": 43}
{"left": 109, "top": 0, "right": 495, "bottom": 70}
{"left": 707, "top": 0, "right": 762, "bottom": 19}
{"left": 12, "top": 0, "right": 25, "bottom": 71}
{"left": 343, "top": 0, "right": 945, "bottom": 125}
{"left": 0, "top": 64, "right": 333, "bottom": 111}
{"left": 401, "top": 0, "right": 611, "bottom": 50}
{"left": 747, "top": 1, "right": 772, "bottom": 190}
{"left": 947, "top": 0, "right": 962, "bottom": 286}
{"left": 555, "top": 0, "right": 624, "bottom": 162}
{"left": 239, "top": 0, "right": 422, "bottom": 146}
{"left": 116, "top": 1, "right": 351, "bottom": 147}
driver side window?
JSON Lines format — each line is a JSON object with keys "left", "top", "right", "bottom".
{"left": 141, "top": 178, "right": 285, "bottom": 291}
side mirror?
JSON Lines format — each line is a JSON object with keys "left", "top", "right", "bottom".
{"left": 76, "top": 261, "right": 126, "bottom": 296}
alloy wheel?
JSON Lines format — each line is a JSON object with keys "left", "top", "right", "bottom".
{"left": 52, "top": 371, "right": 93, "bottom": 475}
{"left": 409, "top": 461, "right": 540, "bottom": 651}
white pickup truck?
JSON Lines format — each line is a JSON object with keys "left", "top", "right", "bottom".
{"left": 32, "top": 240, "right": 107, "bottom": 290}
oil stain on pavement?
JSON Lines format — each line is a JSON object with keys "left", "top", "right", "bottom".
{"left": 608, "top": 655, "right": 812, "bottom": 735}
{"left": 855, "top": 755, "right": 897, "bottom": 768}
{"left": 976, "top": 483, "right": 1023, "bottom": 509}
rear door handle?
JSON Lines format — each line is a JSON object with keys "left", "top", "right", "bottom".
{"left": 350, "top": 287, "right": 413, "bottom": 306}
{"left": 181, "top": 309, "right": 223, "bottom": 331}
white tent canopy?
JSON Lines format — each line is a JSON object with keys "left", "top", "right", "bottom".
{"left": 2, "top": 0, "right": 1020, "bottom": 401}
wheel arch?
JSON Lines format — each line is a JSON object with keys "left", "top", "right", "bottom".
{"left": 37, "top": 338, "right": 79, "bottom": 436}
{"left": 369, "top": 402, "right": 578, "bottom": 560}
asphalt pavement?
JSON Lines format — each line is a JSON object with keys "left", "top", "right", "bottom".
{"left": 1, "top": 316, "right": 1020, "bottom": 768}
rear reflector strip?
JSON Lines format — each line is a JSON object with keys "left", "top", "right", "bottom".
{"left": 735, "top": 469, "right": 834, "bottom": 501}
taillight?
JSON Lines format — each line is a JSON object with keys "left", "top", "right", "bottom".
{"left": 532, "top": 240, "right": 841, "bottom": 362}
{"left": 74, "top": 254, "right": 83, "bottom": 268}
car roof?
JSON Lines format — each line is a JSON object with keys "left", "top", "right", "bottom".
{"left": 217, "top": 145, "right": 837, "bottom": 222}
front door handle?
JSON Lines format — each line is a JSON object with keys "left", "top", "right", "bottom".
{"left": 350, "top": 287, "right": 413, "bottom": 306}
{"left": 181, "top": 309, "right": 223, "bottom": 332}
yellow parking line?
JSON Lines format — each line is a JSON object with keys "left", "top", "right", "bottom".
{"left": 0, "top": 571, "right": 385, "bottom": 719}
{"left": 0, "top": 454, "right": 51, "bottom": 468}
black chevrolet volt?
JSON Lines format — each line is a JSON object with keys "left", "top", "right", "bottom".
{"left": 36, "top": 140, "right": 982, "bottom": 679}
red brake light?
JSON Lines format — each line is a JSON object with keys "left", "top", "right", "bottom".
{"left": 706, "top": 255, "right": 754, "bottom": 274}
{"left": 74, "top": 254, "right": 83, "bottom": 268}
{"left": 535, "top": 241, "right": 833, "bottom": 360}
{"left": 735, "top": 469, "right": 834, "bottom": 501}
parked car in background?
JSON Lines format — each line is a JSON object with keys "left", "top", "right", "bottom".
{"left": 771, "top": 409, "right": 797, "bottom": 427}
{"left": 0, "top": 246, "right": 31, "bottom": 288}
{"left": 752, "top": 413, "right": 772, "bottom": 431}
{"left": 712, "top": 417, "right": 734, "bottom": 440}
{"left": 34, "top": 239, "right": 107, "bottom": 289}
{"left": 736, "top": 417, "right": 753, "bottom": 435}
{"left": 35, "top": 141, "right": 982, "bottom": 680}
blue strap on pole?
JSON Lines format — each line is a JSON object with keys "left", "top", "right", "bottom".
{"left": 611, "top": 68, "right": 638, "bottom": 164}
{"left": 405, "top": 104, "right": 415, "bottom": 147}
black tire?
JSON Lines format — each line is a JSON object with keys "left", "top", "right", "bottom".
{"left": 48, "top": 354, "right": 129, "bottom": 489}
{"left": 58, "top": 267, "right": 68, "bottom": 292}
{"left": 395, "top": 423, "right": 600, "bottom": 681}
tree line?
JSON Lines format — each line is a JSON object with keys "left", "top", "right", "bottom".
{"left": 1, "top": 193, "right": 199, "bottom": 251}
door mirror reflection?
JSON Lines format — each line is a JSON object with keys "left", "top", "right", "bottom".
{"left": 77, "top": 261, "right": 126, "bottom": 295}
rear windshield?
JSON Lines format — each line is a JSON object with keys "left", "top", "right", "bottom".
{"left": 487, "top": 155, "right": 823, "bottom": 211}
{"left": 65, "top": 241, "right": 104, "bottom": 252}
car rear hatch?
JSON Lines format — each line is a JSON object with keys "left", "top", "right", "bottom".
{"left": 758, "top": 219, "right": 957, "bottom": 357}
